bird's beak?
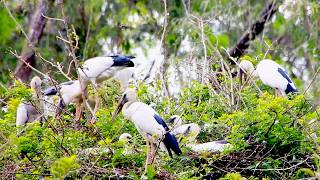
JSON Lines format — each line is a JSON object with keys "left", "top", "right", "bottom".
{"left": 168, "top": 117, "right": 176, "bottom": 124}
{"left": 111, "top": 94, "right": 128, "bottom": 121}
{"left": 126, "top": 60, "right": 135, "bottom": 67}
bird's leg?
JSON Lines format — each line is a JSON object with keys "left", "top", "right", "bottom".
{"left": 90, "top": 82, "right": 99, "bottom": 124}
{"left": 90, "top": 94, "right": 99, "bottom": 124}
{"left": 90, "top": 82, "right": 100, "bottom": 124}
{"left": 150, "top": 143, "right": 157, "bottom": 168}
{"left": 275, "top": 89, "right": 282, "bottom": 97}
{"left": 144, "top": 141, "right": 150, "bottom": 172}
{"left": 74, "top": 101, "right": 82, "bottom": 128}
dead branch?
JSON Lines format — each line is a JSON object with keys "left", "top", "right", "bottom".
{"left": 228, "top": 1, "right": 277, "bottom": 63}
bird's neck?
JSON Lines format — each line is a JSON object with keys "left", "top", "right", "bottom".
{"left": 122, "top": 100, "right": 138, "bottom": 118}
{"left": 33, "top": 88, "right": 44, "bottom": 112}
{"left": 123, "top": 100, "right": 136, "bottom": 110}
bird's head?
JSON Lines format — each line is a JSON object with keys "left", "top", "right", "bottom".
{"left": 169, "top": 115, "right": 183, "bottom": 127}
{"left": 119, "top": 133, "right": 133, "bottom": 143}
{"left": 239, "top": 60, "right": 255, "bottom": 75}
{"left": 30, "top": 76, "right": 42, "bottom": 91}
{"left": 111, "top": 88, "right": 137, "bottom": 121}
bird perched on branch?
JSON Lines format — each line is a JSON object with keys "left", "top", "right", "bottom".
{"left": 16, "top": 76, "right": 44, "bottom": 126}
{"left": 168, "top": 115, "right": 201, "bottom": 143}
{"left": 43, "top": 55, "right": 135, "bottom": 124}
{"left": 78, "top": 55, "right": 135, "bottom": 123}
{"left": 112, "top": 89, "right": 182, "bottom": 170}
{"left": 239, "top": 59, "right": 298, "bottom": 96}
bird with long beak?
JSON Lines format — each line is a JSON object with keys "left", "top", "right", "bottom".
{"left": 16, "top": 76, "right": 44, "bottom": 126}
{"left": 112, "top": 89, "right": 182, "bottom": 170}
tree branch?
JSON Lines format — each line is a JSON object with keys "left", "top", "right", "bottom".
{"left": 228, "top": 1, "right": 277, "bottom": 63}
{"left": 13, "top": 0, "right": 50, "bottom": 82}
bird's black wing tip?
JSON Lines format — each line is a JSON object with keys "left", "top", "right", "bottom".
{"left": 43, "top": 87, "right": 58, "bottom": 96}
{"left": 163, "top": 133, "right": 182, "bottom": 157}
{"left": 107, "top": 55, "right": 136, "bottom": 59}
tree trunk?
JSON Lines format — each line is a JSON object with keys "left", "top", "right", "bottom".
{"left": 228, "top": 1, "right": 277, "bottom": 63}
{"left": 14, "top": 0, "right": 49, "bottom": 83}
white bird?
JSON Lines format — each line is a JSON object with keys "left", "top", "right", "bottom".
{"left": 79, "top": 55, "right": 135, "bottom": 123}
{"left": 238, "top": 60, "right": 257, "bottom": 84}
{"left": 43, "top": 55, "right": 136, "bottom": 124}
{"left": 43, "top": 80, "right": 84, "bottom": 123}
{"left": 119, "top": 133, "right": 133, "bottom": 143}
{"left": 239, "top": 59, "right": 298, "bottom": 96}
{"left": 186, "top": 140, "right": 231, "bottom": 153}
{"left": 111, "top": 89, "right": 182, "bottom": 170}
{"left": 16, "top": 76, "right": 44, "bottom": 126}
{"left": 78, "top": 55, "right": 135, "bottom": 86}
{"left": 256, "top": 59, "right": 298, "bottom": 96}
{"left": 112, "top": 68, "right": 135, "bottom": 92}
{"left": 168, "top": 115, "right": 201, "bottom": 143}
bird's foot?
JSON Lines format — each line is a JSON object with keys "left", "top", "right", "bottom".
{"left": 72, "top": 122, "right": 81, "bottom": 130}
{"left": 90, "top": 117, "right": 97, "bottom": 124}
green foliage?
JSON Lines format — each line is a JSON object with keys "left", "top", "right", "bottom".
{"left": 222, "top": 93, "right": 313, "bottom": 153}
{"left": 50, "top": 155, "right": 80, "bottom": 179}
{"left": 0, "top": 0, "right": 319, "bottom": 179}
{"left": 0, "top": 7, "right": 16, "bottom": 45}
{"left": 219, "top": 172, "right": 246, "bottom": 180}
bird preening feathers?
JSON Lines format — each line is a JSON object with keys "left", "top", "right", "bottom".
{"left": 239, "top": 59, "right": 298, "bottom": 96}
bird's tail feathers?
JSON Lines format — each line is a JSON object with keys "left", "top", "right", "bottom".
{"left": 163, "top": 132, "right": 182, "bottom": 158}
{"left": 285, "top": 83, "right": 298, "bottom": 94}
{"left": 110, "top": 55, "right": 135, "bottom": 67}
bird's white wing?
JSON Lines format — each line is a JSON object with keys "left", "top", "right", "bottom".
{"left": 171, "top": 123, "right": 201, "bottom": 143}
{"left": 16, "top": 103, "right": 40, "bottom": 126}
{"left": 60, "top": 81, "right": 82, "bottom": 104}
{"left": 187, "top": 141, "right": 231, "bottom": 152}
{"left": 79, "top": 57, "right": 114, "bottom": 82}
{"left": 126, "top": 102, "right": 165, "bottom": 140}
{"left": 257, "top": 60, "right": 289, "bottom": 91}
{"left": 16, "top": 103, "right": 28, "bottom": 126}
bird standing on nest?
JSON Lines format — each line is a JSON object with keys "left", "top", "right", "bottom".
{"left": 112, "top": 89, "right": 182, "bottom": 170}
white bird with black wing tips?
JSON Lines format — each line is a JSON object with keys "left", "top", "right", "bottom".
{"left": 111, "top": 89, "right": 182, "bottom": 170}
{"left": 43, "top": 55, "right": 135, "bottom": 124}
{"left": 79, "top": 55, "right": 135, "bottom": 123}
{"left": 168, "top": 115, "right": 201, "bottom": 143}
{"left": 239, "top": 59, "right": 298, "bottom": 96}
{"left": 16, "top": 76, "right": 44, "bottom": 126}
{"left": 78, "top": 55, "right": 135, "bottom": 86}
{"left": 256, "top": 59, "right": 298, "bottom": 96}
